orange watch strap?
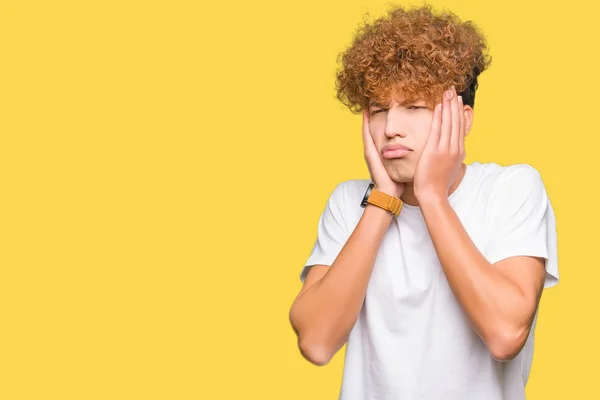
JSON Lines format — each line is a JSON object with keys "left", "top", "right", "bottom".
{"left": 367, "top": 189, "right": 403, "bottom": 216}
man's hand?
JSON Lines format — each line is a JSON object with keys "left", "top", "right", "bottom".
{"left": 414, "top": 86, "right": 466, "bottom": 201}
{"left": 362, "top": 109, "right": 405, "bottom": 198}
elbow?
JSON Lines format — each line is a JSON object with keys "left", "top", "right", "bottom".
{"left": 486, "top": 325, "right": 530, "bottom": 362}
{"left": 289, "top": 304, "right": 344, "bottom": 366}
{"left": 298, "top": 337, "right": 334, "bottom": 366}
{"left": 289, "top": 305, "right": 336, "bottom": 366}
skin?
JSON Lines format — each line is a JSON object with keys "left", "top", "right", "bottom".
{"left": 289, "top": 86, "right": 547, "bottom": 365}
{"left": 364, "top": 88, "right": 472, "bottom": 204}
{"left": 366, "top": 86, "right": 547, "bottom": 360}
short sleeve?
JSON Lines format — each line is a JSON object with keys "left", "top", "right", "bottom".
{"left": 300, "top": 181, "right": 350, "bottom": 283}
{"left": 485, "top": 165, "right": 559, "bottom": 288}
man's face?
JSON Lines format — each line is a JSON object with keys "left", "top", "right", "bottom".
{"left": 368, "top": 94, "right": 435, "bottom": 183}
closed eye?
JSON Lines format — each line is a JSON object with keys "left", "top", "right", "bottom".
{"left": 371, "top": 108, "right": 387, "bottom": 115}
{"left": 371, "top": 106, "right": 426, "bottom": 114}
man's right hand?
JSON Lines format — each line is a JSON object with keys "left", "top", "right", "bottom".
{"left": 362, "top": 109, "right": 405, "bottom": 198}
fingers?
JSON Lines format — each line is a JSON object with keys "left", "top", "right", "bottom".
{"left": 428, "top": 102, "right": 442, "bottom": 147}
{"left": 362, "top": 109, "right": 381, "bottom": 181}
{"left": 449, "top": 87, "right": 460, "bottom": 152}
{"left": 439, "top": 87, "right": 454, "bottom": 150}
{"left": 458, "top": 95, "right": 465, "bottom": 157}
{"left": 363, "top": 110, "right": 370, "bottom": 157}
{"left": 362, "top": 110, "right": 373, "bottom": 179}
{"left": 362, "top": 109, "right": 376, "bottom": 156}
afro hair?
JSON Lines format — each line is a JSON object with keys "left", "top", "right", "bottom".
{"left": 335, "top": 4, "right": 492, "bottom": 112}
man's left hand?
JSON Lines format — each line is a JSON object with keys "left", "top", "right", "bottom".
{"left": 414, "top": 85, "right": 466, "bottom": 202}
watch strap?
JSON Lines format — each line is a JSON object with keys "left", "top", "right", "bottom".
{"left": 367, "top": 189, "right": 403, "bottom": 216}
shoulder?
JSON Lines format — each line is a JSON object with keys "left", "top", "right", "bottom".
{"left": 324, "top": 179, "right": 371, "bottom": 221}
{"left": 498, "top": 163, "right": 543, "bottom": 185}
{"left": 470, "top": 161, "right": 541, "bottom": 182}
{"left": 469, "top": 162, "right": 546, "bottom": 195}
{"left": 470, "top": 163, "right": 549, "bottom": 221}
{"left": 494, "top": 163, "right": 546, "bottom": 201}
{"left": 325, "top": 179, "right": 371, "bottom": 202}
{"left": 338, "top": 179, "right": 372, "bottom": 202}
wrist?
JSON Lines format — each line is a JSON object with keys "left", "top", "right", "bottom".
{"left": 364, "top": 202, "right": 396, "bottom": 221}
{"left": 374, "top": 185, "right": 403, "bottom": 198}
{"left": 416, "top": 192, "right": 448, "bottom": 208}
{"left": 362, "top": 183, "right": 403, "bottom": 216}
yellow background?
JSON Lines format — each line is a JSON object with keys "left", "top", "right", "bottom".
{"left": 0, "top": 0, "right": 594, "bottom": 398}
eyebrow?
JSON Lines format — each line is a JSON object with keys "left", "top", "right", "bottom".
{"left": 369, "top": 99, "right": 419, "bottom": 108}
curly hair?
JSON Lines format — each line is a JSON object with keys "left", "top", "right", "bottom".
{"left": 335, "top": 4, "right": 492, "bottom": 113}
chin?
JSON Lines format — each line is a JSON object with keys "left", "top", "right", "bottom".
{"left": 385, "top": 164, "right": 414, "bottom": 183}
{"left": 392, "top": 176, "right": 413, "bottom": 184}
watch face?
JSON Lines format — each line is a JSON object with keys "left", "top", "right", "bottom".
{"left": 361, "top": 183, "right": 374, "bottom": 207}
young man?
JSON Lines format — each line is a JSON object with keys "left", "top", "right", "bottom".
{"left": 288, "top": 4, "right": 559, "bottom": 400}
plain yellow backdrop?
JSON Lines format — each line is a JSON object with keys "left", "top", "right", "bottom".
{"left": 0, "top": 0, "right": 595, "bottom": 398}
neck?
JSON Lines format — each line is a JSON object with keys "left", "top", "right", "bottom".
{"left": 400, "top": 163, "right": 467, "bottom": 206}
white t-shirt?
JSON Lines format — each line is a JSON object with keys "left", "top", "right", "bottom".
{"left": 300, "top": 161, "right": 559, "bottom": 400}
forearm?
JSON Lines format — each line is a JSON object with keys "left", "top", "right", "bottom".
{"left": 419, "top": 197, "right": 533, "bottom": 357}
{"left": 290, "top": 205, "right": 393, "bottom": 364}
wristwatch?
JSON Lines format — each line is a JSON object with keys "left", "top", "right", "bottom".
{"left": 360, "top": 183, "right": 403, "bottom": 216}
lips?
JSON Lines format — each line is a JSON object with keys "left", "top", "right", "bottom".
{"left": 381, "top": 144, "right": 412, "bottom": 159}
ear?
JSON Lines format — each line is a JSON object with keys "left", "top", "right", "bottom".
{"left": 463, "top": 105, "right": 474, "bottom": 136}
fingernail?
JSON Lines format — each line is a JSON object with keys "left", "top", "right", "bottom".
{"left": 444, "top": 89, "right": 453, "bottom": 101}
{"left": 458, "top": 95, "right": 463, "bottom": 104}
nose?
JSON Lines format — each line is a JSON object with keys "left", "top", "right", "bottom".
{"left": 384, "top": 110, "right": 408, "bottom": 138}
